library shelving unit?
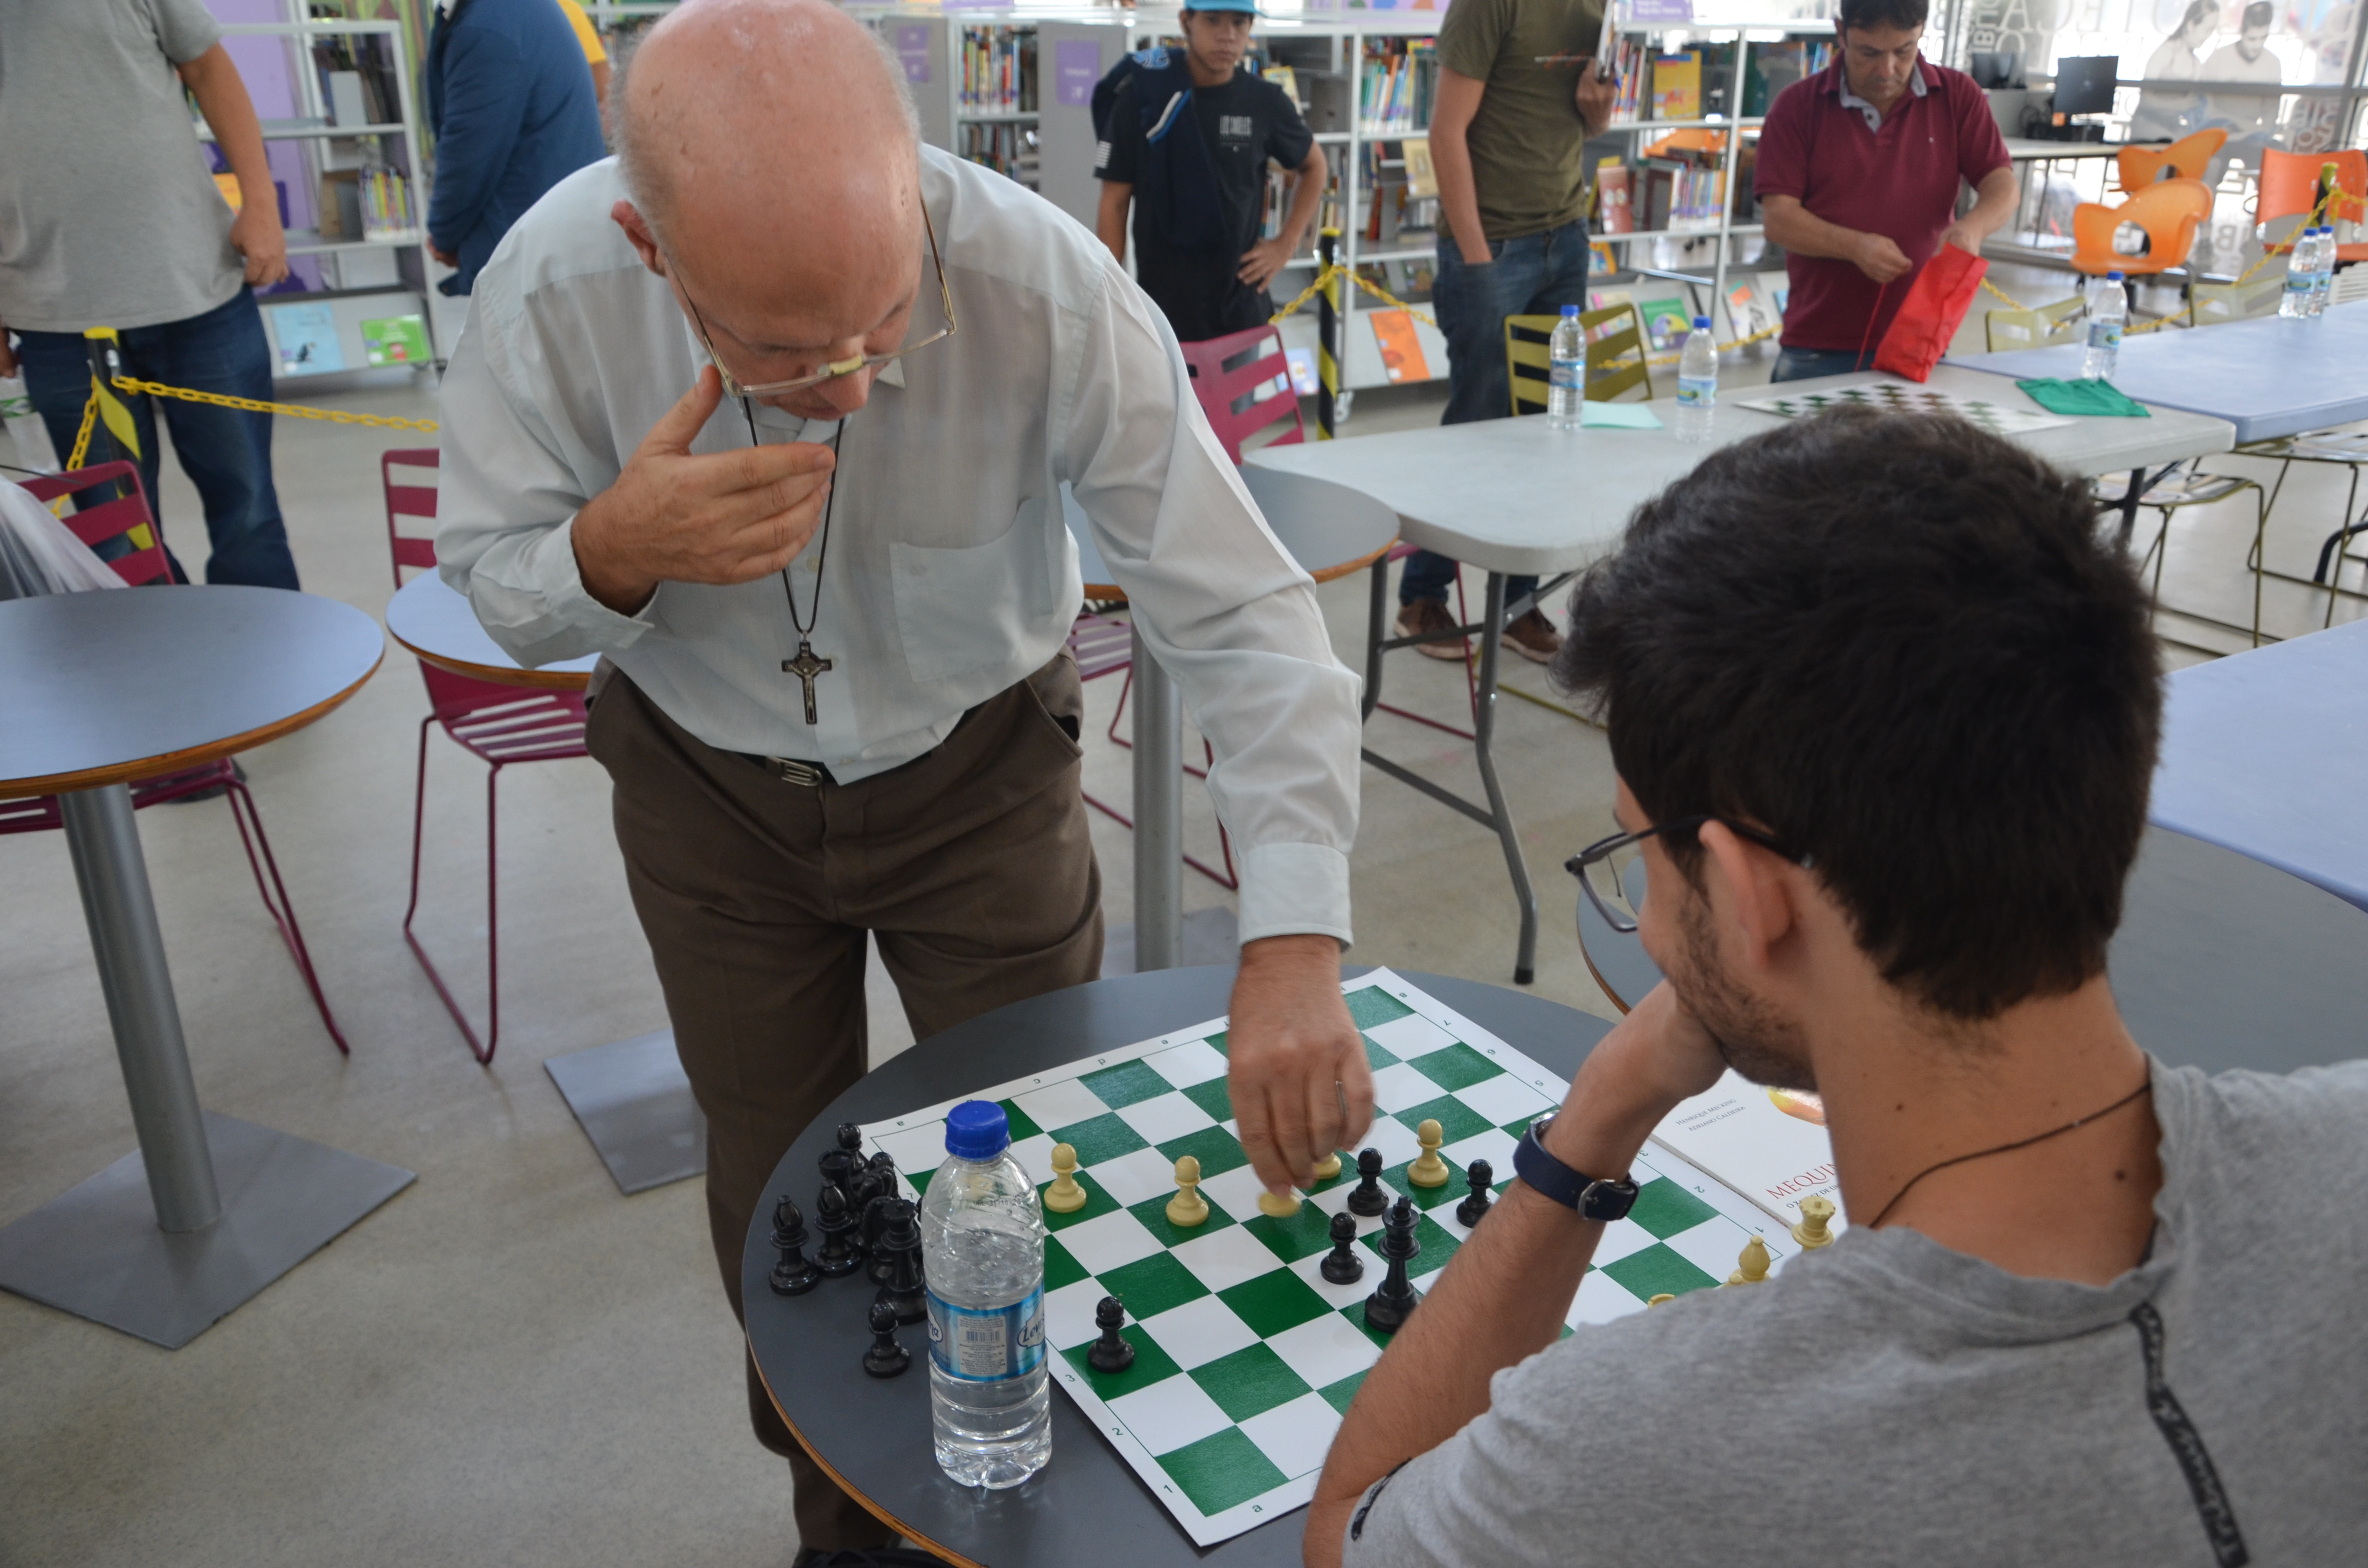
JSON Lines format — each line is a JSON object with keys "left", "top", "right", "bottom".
{"left": 217, "top": 18, "right": 441, "bottom": 380}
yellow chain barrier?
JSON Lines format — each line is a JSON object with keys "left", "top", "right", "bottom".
{"left": 104, "top": 374, "right": 441, "bottom": 432}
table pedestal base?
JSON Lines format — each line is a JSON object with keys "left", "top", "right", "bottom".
{"left": 544, "top": 1029, "right": 708, "bottom": 1195}
{"left": 0, "top": 1112, "right": 413, "bottom": 1348}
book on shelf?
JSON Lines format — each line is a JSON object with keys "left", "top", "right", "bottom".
{"left": 1402, "top": 136, "right": 1438, "bottom": 199}
{"left": 1635, "top": 294, "right": 1695, "bottom": 354}
{"left": 1357, "top": 38, "right": 1437, "bottom": 134}
{"left": 1263, "top": 63, "right": 1301, "bottom": 109}
{"left": 1650, "top": 52, "right": 1701, "bottom": 120}
{"left": 1719, "top": 273, "right": 1781, "bottom": 341}
{"left": 958, "top": 121, "right": 1039, "bottom": 187}
{"left": 1589, "top": 285, "right": 1636, "bottom": 316}
{"left": 1604, "top": 35, "right": 1649, "bottom": 122}
{"left": 1743, "top": 38, "right": 1833, "bottom": 116}
{"left": 1594, "top": 163, "right": 1634, "bottom": 233}
{"left": 1368, "top": 309, "right": 1431, "bottom": 383}
{"left": 308, "top": 34, "right": 402, "bottom": 128}
{"left": 960, "top": 26, "right": 1036, "bottom": 115}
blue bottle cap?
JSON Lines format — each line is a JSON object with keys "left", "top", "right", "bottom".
{"left": 1560, "top": 304, "right": 1580, "bottom": 317}
{"left": 1692, "top": 316, "right": 1711, "bottom": 329}
{"left": 945, "top": 1100, "right": 1010, "bottom": 1161}
{"left": 2108, "top": 270, "right": 2125, "bottom": 281}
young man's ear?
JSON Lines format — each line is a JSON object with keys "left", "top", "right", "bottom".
{"left": 1695, "top": 820, "right": 1801, "bottom": 975}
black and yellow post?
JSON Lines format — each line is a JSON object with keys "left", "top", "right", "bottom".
{"left": 1316, "top": 226, "right": 1340, "bottom": 441}
{"left": 79, "top": 328, "right": 144, "bottom": 473}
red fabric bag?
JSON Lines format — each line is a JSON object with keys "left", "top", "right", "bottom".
{"left": 1873, "top": 245, "right": 1987, "bottom": 383}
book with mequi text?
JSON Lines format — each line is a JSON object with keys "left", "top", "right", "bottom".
{"left": 1648, "top": 1069, "right": 1846, "bottom": 1233}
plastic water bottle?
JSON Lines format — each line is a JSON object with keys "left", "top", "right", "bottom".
{"left": 2307, "top": 227, "right": 2335, "bottom": 317}
{"left": 922, "top": 1101, "right": 1050, "bottom": 1489}
{"left": 2083, "top": 273, "right": 2127, "bottom": 381}
{"left": 1674, "top": 316, "right": 1717, "bottom": 444}
{"left": 0, "top": 376, "right": 58, "bottom": 473}
{"left": 2282, "top": 233, "right": 2317, "bottom": 318}
{"left": 1547, "top": 304, "right": 1584, "bottom": 429}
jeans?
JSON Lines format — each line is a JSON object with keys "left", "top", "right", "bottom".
{"left": 14, "top": 287, "right": 300, "bottom": 590}
{"left": 1402, "top": 220, "right": 1591, "bottom": 607}
{"left": 1770, "top": 345, "right": 1877, "bottom": 384}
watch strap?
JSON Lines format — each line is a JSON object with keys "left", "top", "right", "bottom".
{"left": 1514, "top": 1115, "right": 1640, "bottom": 1222}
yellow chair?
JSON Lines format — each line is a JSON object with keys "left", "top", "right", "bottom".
{"left": 2070, "top": 177, "right": 2214, "bottom": 278}
{"left": 1984, "top": 296, "right": 2086, "bottom": 352}
{"left": 2115, "top": 129, "right": 2227, "bottom": 194}
{"left": 1505, "top": 304, "right": 1654, "bottom": 416}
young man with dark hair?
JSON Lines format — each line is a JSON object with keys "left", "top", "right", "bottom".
{"left": 1095, "top": 1, "right": 1328, "bottom": 346}
{"left": 1307, "top": 407, "right": 2368, "bottom": 1566}
{"left": 1755, "top": 0, "right": 2019, "bottom": 382}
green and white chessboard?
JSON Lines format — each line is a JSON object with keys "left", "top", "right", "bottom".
{"left": 860, "top": 969, "right": 1801, "bottom": 1547}
{"left": 1736, "top": 379, "right": 2072, "bottom": 435}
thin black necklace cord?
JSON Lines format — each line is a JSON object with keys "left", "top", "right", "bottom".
{"left": 1868, "top": 1077, "right": 2155, "bottom": 1230}
{"left": 737, "top": 394, "right": 845, "bottom": 639}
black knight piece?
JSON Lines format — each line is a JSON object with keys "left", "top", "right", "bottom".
{"left": 1320, "top": 1209, "right": 1366, "bottom": 1285}
{"left": 1087, "top": 1295, "right": 1135, "bottom": 1373}
{"left": 1362, "top": 1197, "right": 1422, "bottom": 1335}
{"left": 1346, "top": 1147, "right": 1390, "bottom": 1217}
{"left": 814, "top": 1183, "right": 863, "bottom": 1278}
{"left": 768, "top": 1195, "right": 820, "bottom": 1296}
{"left": 876, "top": 1197, "right": 927, "bottom": 1325}
{"left": 1456, "top": 1159, "right": 1495, "bottom": 1228}
{"left": 862, "top": 1298, "right": 911, "bottom": 1378}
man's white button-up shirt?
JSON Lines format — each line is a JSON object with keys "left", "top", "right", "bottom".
{"left": 435, "top": 148, "right": 1360, "bottom": 944}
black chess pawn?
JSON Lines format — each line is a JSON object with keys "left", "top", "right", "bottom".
{"left": 1087, "top": 1295, "right": 1135, "bottom": 1373}
{"left": 1346, "top": 1147, "right": 1390, "bottom": 1217}
{"left": 814, "top": 1183, "right": 863, "bottom": 1279}
{"left": 1320, "top": 1209, "right": 1366, "bottom": 1285}
{"left": 1362, "top": 1197, "right": 1422, "bottom": 1335}
{"left": 875, "top": 1197, "right": 928, "bottom": 1326}
{"left": 768, "top": 1196, "right": 821, "bottom": 1296}
{"left": 1455, "top": 1159, "right": 1495, "bottom": 1228}
{"left": 862, "top": 1298, "right": 911, "bottom": 1379}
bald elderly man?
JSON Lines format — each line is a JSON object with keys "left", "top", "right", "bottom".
{"left": 434, "top": 0, "right": 1371, "bottom": 1551}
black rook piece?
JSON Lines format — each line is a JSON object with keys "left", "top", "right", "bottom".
{"left": 863, "top": 1298, "right": 912, "bottom": 1379}
{"left": 876, "top": 1197, "right": 927, "bottom": 1325}
{"left": 1087, "top": 1295, "right": 1135, "bottom": 1373}
{"left": 1320, "top": 1209, "right": 1366, "bottom": 1285}
{"left": 1456, "top": 1159, "right": 1495, "bottom": 1228}
{"left": 1346, "top": 1147, "right": 1390, "bottom": 1217}
{"left": 814, "top": 1183, "right": 862, "bottom": 1278}
{"left": 768, "top": 1196, "right": 820, "bottom": 1296}
{"left": 1362, "top": 1197, "right": 1422, "bottom": 1335}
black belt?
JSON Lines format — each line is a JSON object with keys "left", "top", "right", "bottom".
{"left": 738, "top": 753, "right": 835, "bottom": 787}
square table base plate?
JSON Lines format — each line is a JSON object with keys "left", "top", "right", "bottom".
{"left": 0, "top": 1112, "right": 415, "bottom": 1349}
{"left": 544, "top": 1029, "right": 708, "bottom": 1196}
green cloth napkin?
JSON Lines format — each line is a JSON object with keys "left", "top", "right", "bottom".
{"left": 2015, "top": 377, "right": 2150, "bottom": 418}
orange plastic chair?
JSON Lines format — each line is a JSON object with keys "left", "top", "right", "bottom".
{"left": 2257, "top": 148, "right": 2368, "bottom": 262}
{"left": 2071, "top": 177, "right": 2214, "bottom": 277}
{"left": 2115, "top": 129, "right": 2226, "bottom": 193}
{"left": 1176, "top": 325, "right": 1304, "bottom": 464}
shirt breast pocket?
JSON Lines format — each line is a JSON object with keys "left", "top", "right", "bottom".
{"left": 888, "top": 500, "right": 1060, "bottom": 683}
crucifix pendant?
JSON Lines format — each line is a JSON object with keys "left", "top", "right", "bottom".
{"left": 782, "top": 638, "right": 833, "bottom": 725}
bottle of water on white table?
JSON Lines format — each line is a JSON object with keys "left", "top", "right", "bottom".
{"left": 1547, "top": 305, "right": 1584, "bottom": 429}
{"left": 2307, "top": 227, "right": 2335, "bottom": 317}
{"left": 2083, "top": 273, "right": 2126, "bottom": 380}
{"left": 923, "top": 1100, "right": 1050, "bottom": 1488}
{"left": 2282, "top": 233, "right": 2317, "bottom": 318}
{"left": 1675, "top": 316, "right": 1717, "bottom": 444}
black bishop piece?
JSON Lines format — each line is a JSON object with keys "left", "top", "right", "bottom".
{"left": 1087, "top": 1295, "right": 1135, "bottom": 1373}
{"left": 1320, "top": 1209, "right": 1365, "bottom": 1285}
{"left": 1456, "top": 1159, "right": 1495, "bottom": 1228}
{"left": 875, "top": 1197, "right": 927, "bottom": 1325}
{"left": 767, "top": 1195, "right": 821, "bottom": 1296}
{"left": 862, "top": 1298, "right": 911, "bottom": 1379}
{"left": 1346, "top": 1147, "right": 1390, "bottom": 1217}
{"left": 1362, "top": 1197, "right": 1422, "bottom": 1335}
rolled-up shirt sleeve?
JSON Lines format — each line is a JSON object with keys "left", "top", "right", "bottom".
{"left": 1059, "top": 266, "right": 1362, "bottom": 947}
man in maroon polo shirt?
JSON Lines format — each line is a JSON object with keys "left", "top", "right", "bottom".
{"left": 1754, "top": 0, "right": 2017, "bottom": 382}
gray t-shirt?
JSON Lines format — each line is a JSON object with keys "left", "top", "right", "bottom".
{"left": 0, "top": 0, "right": 245, "bottom": 332}
{"left": 1344, "top": 1059, "right": 2368, "bottom": 1566}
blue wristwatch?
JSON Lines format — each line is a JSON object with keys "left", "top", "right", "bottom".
{"left": 1513, "top": 1115, "right": 1639, "bottom": 1221}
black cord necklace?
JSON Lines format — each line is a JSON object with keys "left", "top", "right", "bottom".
{"left": 1867, "top": 1075, "right": 2155, "bottom": 1230}
{"left": 739, "top": 395, "right": 844, "bottom": 725}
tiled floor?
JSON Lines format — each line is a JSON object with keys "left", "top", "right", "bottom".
{"left": 3, "top": 294, "right": 2358, "bottom": 1564}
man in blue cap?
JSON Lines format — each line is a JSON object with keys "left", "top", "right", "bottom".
{"left": 1094, "top": 0, "right": 1328, "bottom": 344}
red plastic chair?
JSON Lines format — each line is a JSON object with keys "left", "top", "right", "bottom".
{"left": 1177, "top": 326, "right": 1306, "bottom": 463}
{"left": 2, "top": 463, "right": 348, "bottom": 1052}
{"left": 383, "top": 449, "right": 589, "bottom": 1065}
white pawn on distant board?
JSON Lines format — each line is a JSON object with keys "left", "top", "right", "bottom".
{"left": 1043, "top": 1142, "right": 1086, "bottom": 1214}
{"left": 1792, "top": 1194, "right": 1836, "bottom": 1250}
{"left": 1167, "top": 1155, "right": 1209, "bottom": 1227}
{"left": 1406, "top": 1118, "right": 1451, "bottom": 1188}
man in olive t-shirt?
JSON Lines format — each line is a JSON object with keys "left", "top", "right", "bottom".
{"left": 1397, "top": 0, "right": 1610, "bottom": 665}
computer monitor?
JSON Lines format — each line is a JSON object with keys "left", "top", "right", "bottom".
{"left": 2052, "top": 56, "right": 2120, "bottom": 118}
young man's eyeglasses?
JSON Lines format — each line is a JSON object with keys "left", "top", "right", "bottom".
{"left": 675, "top": 203, "right": 956, "bottom": 399}
{"left": 1564, "top": 816, "right": 1802, "bottom": 934}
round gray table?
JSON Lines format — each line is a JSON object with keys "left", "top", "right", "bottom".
{"left": 0, "top": 586, "right": 413, "bottom": 1348}
{"left": 1575, "top": 825, "right": 2368, "bottom": 1076}
{"left": 384, "top": 571, "right": 599, "bottom": 690}
{"left": 743, "top": 966, "right": 1607, "bottom": 1567}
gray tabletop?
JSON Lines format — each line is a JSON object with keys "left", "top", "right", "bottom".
{"left": 744, "top": 967, "right": 1610, "bottom": 1568}
{"left": 1245, "top": 365, "right": 2235, "bottom": 576}
{"left": 1956, "top": 300, "right": 2368, "bottom": 444}
{"left": 385, "top": 572, "right": 600, "bottom": 686}
{"left": 1577, "top": 826, "right": 2368, "bottom": 1076}
{"left": 0, "top": 586, "right": 384, "bottom": 796}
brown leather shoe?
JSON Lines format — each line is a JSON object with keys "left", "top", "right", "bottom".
{"left": 1396, "top": 598, "right": 1467, "bottom": 661}
{"left": 1502, "top": 608, "right": 1563, "bottom": 664}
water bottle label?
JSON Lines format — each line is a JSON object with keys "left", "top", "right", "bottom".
{"left": 2088, "top": 319, "right": 2123, "bottom": 351}
{"left": 1549, "top": 357, "right": 1582, "bottom": 392}
{"left": 2285, "top": 273, "right": 2312, "bottom": 295}
{"left": 1677, "top": 376, "right": 1716, "bottom": 409}
{"left": 926, "top": 1286, "right": 1045, "bottom": 1381}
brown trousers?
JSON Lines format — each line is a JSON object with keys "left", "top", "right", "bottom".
{"left": 585, "top": 657, "right": 1103, "bottom": 1551}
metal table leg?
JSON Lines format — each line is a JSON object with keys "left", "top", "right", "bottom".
{"left": 0, "top": 784, "right": 414, "bottom": 1348}
{"left": 1472, "top": 575, "right": 1540, "bottom": 985}
{"left": 1131, "top": 625, "right": 1183, "bottom": 972}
